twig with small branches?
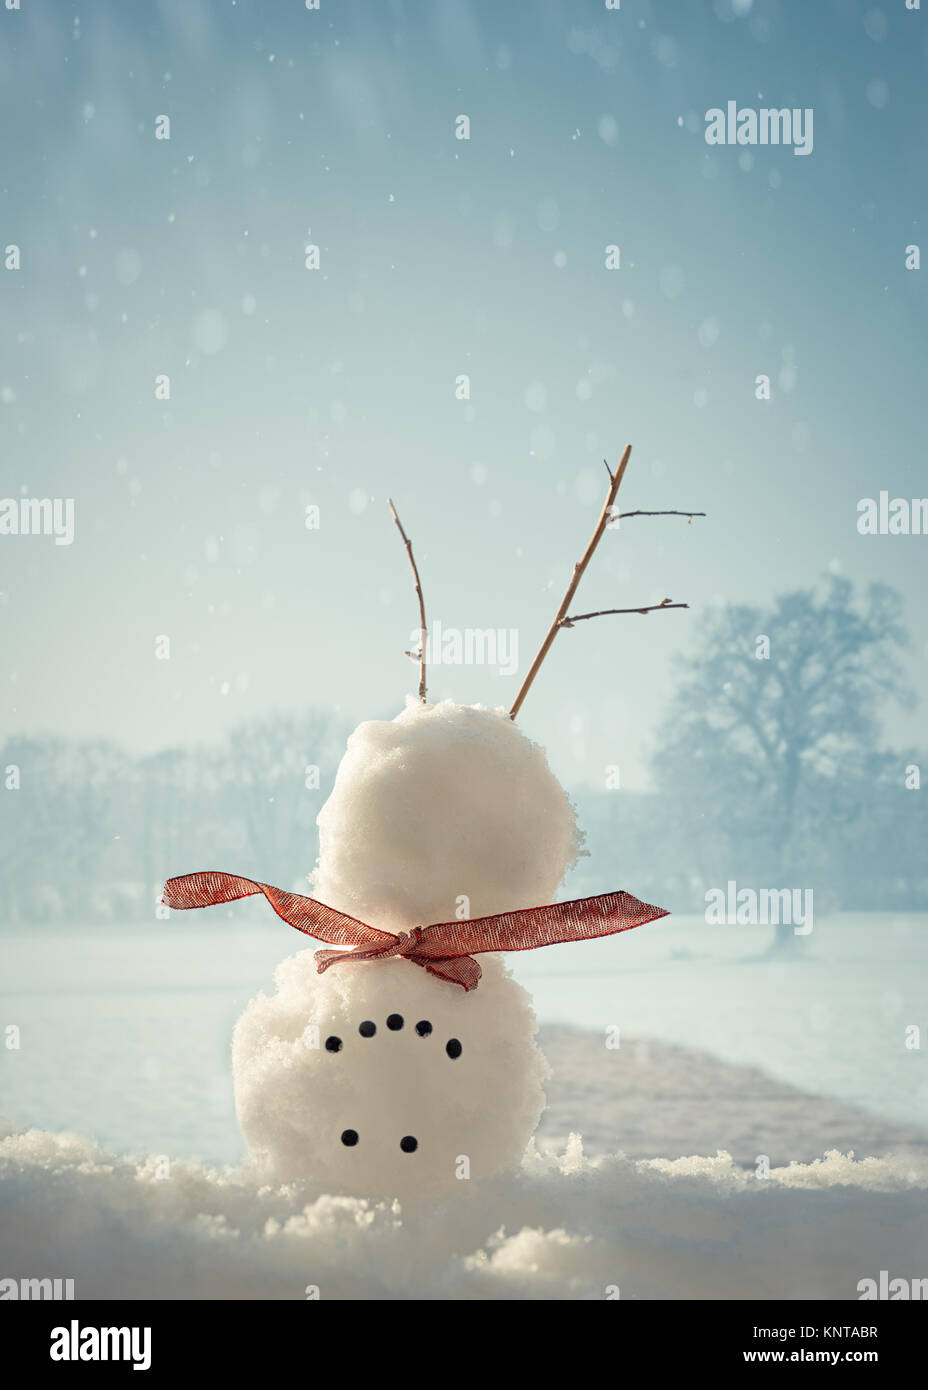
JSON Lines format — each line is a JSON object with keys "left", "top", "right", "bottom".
{"left": 388, "top": 498, "right": 428, "bottom": 704}
{"left": 509, "top": 445, "right": 631, "bottom": 720}
{"left": 509, "top": 446, "right": 704, "bottom": 720}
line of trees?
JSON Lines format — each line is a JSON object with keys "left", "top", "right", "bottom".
{"left": 2, "top": 578, "right": 924, "bottom": 928}
{"left": 0, "top": 713, "right": 351, "bottom": 924}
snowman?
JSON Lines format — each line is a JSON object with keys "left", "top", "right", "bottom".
{"left": 163, "top": 453, "right": 692, "bottom": 1197}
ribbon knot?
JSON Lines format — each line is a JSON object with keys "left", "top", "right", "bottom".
{"left": 383, "top": 930, "right": 412, "bottom": 956}
{"left": 322, "top": 927, "right": 415, "bottom": 968}
{"left": 161, "top": 872, "right": 668, "bottom": 991}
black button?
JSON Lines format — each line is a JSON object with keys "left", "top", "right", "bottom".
{"left": 415, "top": 1020, "right": 432, "bottom": 1037}
{"left": 386, "top": 1013, "right": 404, "bottom": 1030}
{"left": 341, "top": 1129, "right": 359, "bottom": 1146}
{"left": 358, "top": 1021, "right": 376, "bottom": 1037}
{"left": 446, "top": 1038, "right": 462, "bottom": 1059}
{"left": 400, "top": 1135, "right": 418, "bottom": 1153}
{"left": 325, "top": 1036, "right": 342, "bottom": 1052}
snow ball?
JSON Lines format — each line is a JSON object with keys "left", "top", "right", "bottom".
{"left": 310, "top": 700, "right": 581, "bottom": 931}
{"left": 233, "top": 952, "right": 548, "bottom": 1197}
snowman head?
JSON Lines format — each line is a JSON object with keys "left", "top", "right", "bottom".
{"left": 231, "top": 699, "right": 581, "bottom": 1196}
{"left": 310, "top": 698, "right": 582, "bottom": 931}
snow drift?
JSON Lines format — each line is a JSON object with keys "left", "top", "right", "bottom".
{"left": 1, "top": 1128, "right": 925, "bottom": 1300}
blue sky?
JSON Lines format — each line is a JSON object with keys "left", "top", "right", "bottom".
{"left": 1, "top": 0, "right": 926, "bottom": 789}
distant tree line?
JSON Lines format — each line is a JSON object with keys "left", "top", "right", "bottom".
{"left": 0, "top": 712, "right": 351, "bottom": 924}
{"left": 2, "top": 578, "right": 924, "bottom": 927}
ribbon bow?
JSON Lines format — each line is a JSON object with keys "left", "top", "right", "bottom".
{"left": 161, "top": 871, "right": 668, "bottom": 991}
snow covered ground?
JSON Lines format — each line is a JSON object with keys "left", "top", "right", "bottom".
{"left": 1, "top": 911, "right": 924, "bottom": 1162}
{"left": 1, "top": 1127, "right": 925, "bottom": 1301}
{"left": 537, "top": 1027, "right": 928, "bottom": 1165}
{"left": 2, "top": 912, "right": 926, "bottom": 1299}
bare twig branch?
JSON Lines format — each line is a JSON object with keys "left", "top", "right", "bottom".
{"left": 387, "top": 498, "right": 428, "bottom": 704}
{"left": 561, "top": 598, "right": 688, "bottom": 627}
{"left": 509, "top": 444, "right": 632, "bottom": 720}
{"left": 609, "top": 509, "right": 707, "bottom": 521}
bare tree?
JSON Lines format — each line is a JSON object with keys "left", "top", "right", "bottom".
{"left": 652, "top": 576, "right": 912, "bottom": 950}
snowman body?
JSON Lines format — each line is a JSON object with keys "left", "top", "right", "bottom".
{"left": 233, "top": 952, "right": 546, "bottom": 1196}
{"left": 232, "top": 700, "right": 581, "bottom": 1197}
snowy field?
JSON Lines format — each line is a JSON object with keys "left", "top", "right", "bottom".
{"left": 1, "top": 910, "right": 925, "bottom": 1162}
{"left": 2, "top": 910, "right": 927, "bottom": 1300}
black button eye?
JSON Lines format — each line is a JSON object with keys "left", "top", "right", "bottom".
{"left": 386, "top": 1013, "right": 404, "bottom": 1030}
{"left": 325, "top": 1036, "right": 342, "bottom": 1053}
{"left": 446, "top": 1038, "right": 462, "bottom": 1059}
{"left": 358, "top": 1021, "right": 376, "bottom": 1038}
{"left": 400, "top": 1135, "right": 418, "bottom": 1153}
{"left": 341, "top": 1129, "right": 359, "bottom": 1146}
{"left": 415, "top": 1020, "right": 432, "bottom": 1037}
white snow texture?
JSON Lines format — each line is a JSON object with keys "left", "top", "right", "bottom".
{"left": 2, "top": 1128, "right": 925, "bottom": 1300}
{"left": 310, "top": 698, "right": 581, "bottom": 929}
{"left": 234, "top": 701, "right": 580, "bottom": 1195}
{"left": 232, "top": 954, "right": 548, "bottom": 1195}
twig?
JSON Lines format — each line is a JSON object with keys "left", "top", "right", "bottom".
{"left": 609, "top": 509, "right": 706, "bottom": 521}
{"left": 387, "top": 498, "right": 428, "bottom": 704}
{"left": 561, "top": 599, "right": 688, "bottom": 627}
{"left": 509, "top": 445, "right": 632, "bottom": 719}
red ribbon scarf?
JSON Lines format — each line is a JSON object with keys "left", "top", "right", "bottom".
{"left": 162, "top": 871, "right": 668, "bottom": 991}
